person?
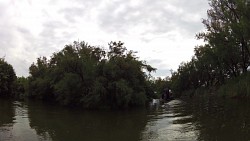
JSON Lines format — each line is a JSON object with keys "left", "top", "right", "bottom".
{"left": 165, "top": 87, "right": 170, "bottom": 100}
{"left": 162, "top": 87, "right": 170, "bottom": 101}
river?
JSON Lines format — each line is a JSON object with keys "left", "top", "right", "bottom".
{"left": 1, "top": 96, "right": 250, "bottom": 141}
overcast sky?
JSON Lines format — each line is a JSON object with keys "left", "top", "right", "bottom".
{"left": 0, "top": 0, "right": 209, "bottom": 77}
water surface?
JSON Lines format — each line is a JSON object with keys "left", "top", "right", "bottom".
{"left": 1, "top": 97, "right": 250, "bottom": 141}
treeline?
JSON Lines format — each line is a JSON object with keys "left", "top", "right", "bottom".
{"left": 0, "top": 41, "right": 165, "bottom": 109}
{"left": 170, "top": 0, "right": 250, "bottom": 97}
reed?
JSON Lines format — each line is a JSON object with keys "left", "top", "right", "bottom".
{"left": 217, "top": 72, "right": 250, "bottom": 98}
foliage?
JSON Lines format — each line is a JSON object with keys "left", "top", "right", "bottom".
{"left": 218, "top": 72, "right": 250, "bottom": 98}
{"left": 170, "top": 0, "right": 250, "bottom": 97}
{"left": 150, "top": 77, "right": 170, "bottom": 98}
{"left": 27, "top": 41, "right": 156, "bottom": 109}
{"left": 0, "top": 58, "right": 16, "bottom": 97}
{"left": 14, "top": 77, "right": 29, "bottom": 99}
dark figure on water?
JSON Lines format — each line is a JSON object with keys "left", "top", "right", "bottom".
{"left": 162, "top": 87, "right": 170, "bottom": 101}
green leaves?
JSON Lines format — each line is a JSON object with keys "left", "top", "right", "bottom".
{"left": 200, "top": 0, "right": 250, "bottom": 73}
{"left": 0, "top": 58, "right": 16, "bottom": 97}
{"left": 54, "top": 73, "right": 82, "bottom": 106}
{"left": 171, "top": 0, "right": 250, "bottom": 97}
{"left": 27, "top": 41, "right": 155, "bottom": 109}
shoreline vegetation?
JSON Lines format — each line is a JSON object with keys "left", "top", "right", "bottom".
{"left": 169, "top": 0, "right": 250, "bottom": 99}
{"left": 1, "top": 41, "right": 164, "bottom": 110}
{"left": 3, "top": 41, "right": 159, "bottom": 110}
{"left": 1, "top": 0, "right": 250, "bottom": 110}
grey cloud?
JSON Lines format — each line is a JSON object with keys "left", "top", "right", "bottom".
{"left": 97, "top": 0, "right": 156, "bottom": 34}
{"left": 12, "top": 20, "right": 73, "bottom": 76}
{"left": 58, "top": 7, "right": 86, "bottom": 23}
{"left": 40, "top": 21, "right": 63, "bottom": 38}
{"left": 0, "top": 18, "right": 69, "bottom": 76}
{"left": 147, "top": 58, "right": 170, "bottom": 69}
{"left": 10, "top": 57, "right": 30, "bottom": 77}
{"left": 57, "top": 0, "right": 101, "bottom": 23}
{"left": 147, "top": 59, "right": 164, "bottom": 65}
{"left": 0, "top": 28, "right": 13, "bottom": 46}
{"left": 0, "top": 26, "right": 33, "bottom": 76}
{"left": 56, "top": 0, "right": 209, "bottom": 37}
{"left": 0, "top": 3, "right": 6, "bottom": 18}
{"left": 173, "top": 1, "right": 209, "bottom": 13}
{"left": 38, "top": 21, "right": 69, "bottom": 52}
{"left": 16, "top": 26, "right": 31, "bottom": 35}
{"left": 0, "top": 2, "right": 17, "bottom": 51}
{"left": 146, "top": 58, "right": 172, "bottom": 77}
{"left": 97, "top": 0, "right": 209, "bottom": 36}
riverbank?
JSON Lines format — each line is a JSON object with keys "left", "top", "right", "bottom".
{"left": 178, "top": 72, "right": 250, "bottom": 99}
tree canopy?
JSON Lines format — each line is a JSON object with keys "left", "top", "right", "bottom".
{"left": 170, "top": 0, "right": 250, "bottom": 96}
{"left": 0, "top": 58, "right": 16, "bottom": 97}
{"left": 27, "top": 41, "right": 156, "bottom": 109}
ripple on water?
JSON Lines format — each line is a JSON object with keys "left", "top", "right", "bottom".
{"left": 141, "top": 99, "right": 199, "bottom": 141}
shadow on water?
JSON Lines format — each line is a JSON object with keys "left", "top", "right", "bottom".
{"left": 0, "top": 98, "right": 15, "bottom": 141}
{"left": 186, "top": 96, "right": 250, "bottom": 141}
{"left": 0, "top": 99, "right": 14, "bottom": 126}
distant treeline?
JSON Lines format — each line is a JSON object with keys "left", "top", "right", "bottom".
{"left": 170, "top": 0, "right": 250, "bottom": 97}
{"left": 0, "top": 41, "right": 170, "bottom": 109}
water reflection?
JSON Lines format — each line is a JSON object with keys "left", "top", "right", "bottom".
{"left": 27, "top": 100, "right": 148, "bottom": 141}
{"left": 187, "top": 97, "right": 250, "bottom": 141}
{"left": 0, "top": 99, "right": 14, "bottom": 126}
{"left": 2, "top": 97, "right": 250, "bottom": 141}
{"left": 0, "top": 99, "right": 15, "bottom": 141}
{"left": 0, "top": 99, "right": 41, "bottom": 141}
{"left": 12, "top": 101, "right": 42, "bottom": 141}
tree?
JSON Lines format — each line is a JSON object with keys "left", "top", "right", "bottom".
{"left": 0, "top": 58, "right": 16, "bottom": 97}
{"left": 170, "top": 0, "right": 250, "bottom": 97}
{"left": 150, "top": 77, "right": 170, "bottom": 97}
{"left": 197, "top": 0, "right": 250, "bottom": 75}
{"left": 14, "top": 77, "right": 28, "bottom": 99}
{"left": 27, "top": 41, "right": 156, "bottom": 109}
{"left": 28, "top": 57, "right": 53, "bottom": 100}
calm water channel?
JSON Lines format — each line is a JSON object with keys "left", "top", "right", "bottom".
{"left": 1, "top": 96, "right": 250, "bottom": 141}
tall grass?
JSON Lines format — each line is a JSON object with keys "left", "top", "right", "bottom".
{"left": 217, "top": 72, "right": 250, "bottom": 98}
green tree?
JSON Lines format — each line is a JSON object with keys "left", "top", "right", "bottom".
{"left": 170, "top": 0, "right": 250, "bottom": 97}
{"left": 151, "top": 77, "right": 170, "bottom": 97}
{"left": 197, "top": 0, "right": 250, "bottom": 75}
{"left": 28, "top": 57, "right": 53, "bottom": 100}
{"left": 27, "top": 41, "right": 156, "bottom": 109}
{"left": 0, "top": 58, "right": 16, "bottom": 97}
{"left": 14, "top": 76, "right": 29, "bottom": 99}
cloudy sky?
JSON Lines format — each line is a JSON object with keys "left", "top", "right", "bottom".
{"left": 0, "top": 0, "right": 209, "bottom": 77}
